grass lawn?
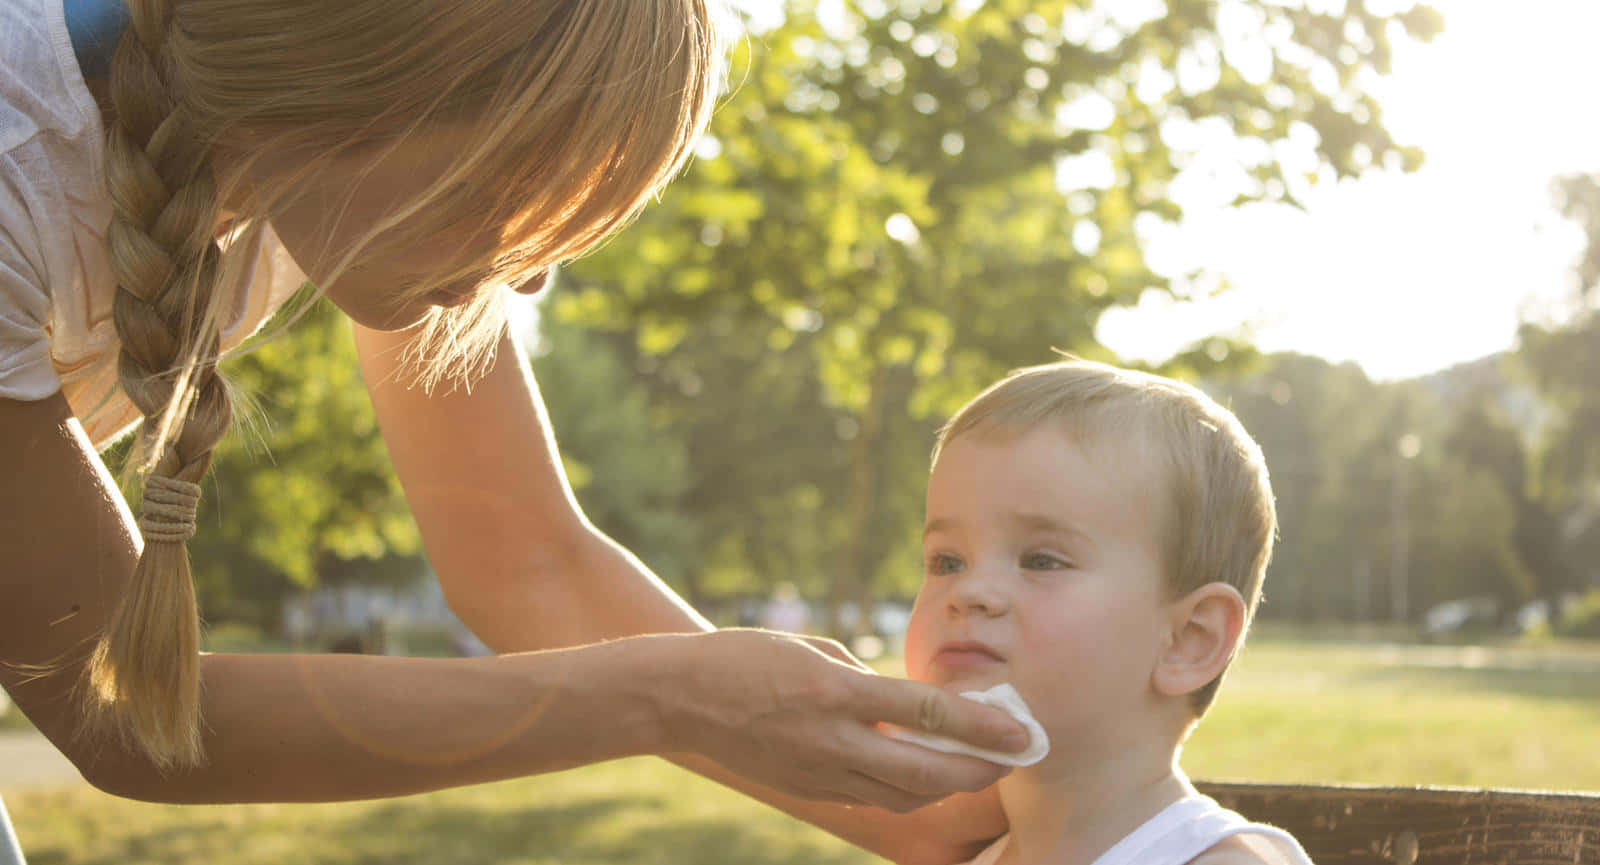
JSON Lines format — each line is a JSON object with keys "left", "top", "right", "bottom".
{"left": 1182, "top": 632, "right": 1600, "bottom": 790}
{"left": 8, "top": 631, "right": 1600, "bottom": 863}
{"left": 7, "top": 760, "right": 878, "bottom": 865}
{"left": 0, "top": 707, "right": 30, "bottom": 731}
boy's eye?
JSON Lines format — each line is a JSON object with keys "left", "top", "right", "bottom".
{"left": 925, "top": 553, "right": 965, "bottom": 576}
{"left": 1021, "top": 552, "right": 1069, "bottom": 571}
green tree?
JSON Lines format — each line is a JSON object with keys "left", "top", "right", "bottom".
{"left": 557, "top": 0, "right": 1439, "bottom": 632}
{"left": 1212, "top": 353, "right": 1539, "bottom": 622}
{"left": 529, "top": 319, "right": 701, "bottom": 598}
{"left": 1518, "top": 314, "right": 1600, "bottom": 599}
{"left": 1512, "top": 173, "right": 1600, "bottom": 600}
{"left": 1434, "top": 400, "right": 1542, "bottom": 611}
{"left": 179, "top": 295, "right": 424, "bottom": 627}
{"left": 1554, "top": 173, "right": 1599, "bottom": 297}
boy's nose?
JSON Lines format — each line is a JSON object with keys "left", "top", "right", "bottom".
{"left": 947, "top": 567, "right": 1011, "bottom": 617}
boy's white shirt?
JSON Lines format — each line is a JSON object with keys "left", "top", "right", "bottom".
{"left": 959, "top": 786, "right": 1315, "bottom": 865}
{"left": 881, "top": 685, "right": 1311, "bottom": 864}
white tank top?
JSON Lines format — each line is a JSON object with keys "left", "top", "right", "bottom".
{"left": 963, "top": 793, "right": 1314, "bottom": 865}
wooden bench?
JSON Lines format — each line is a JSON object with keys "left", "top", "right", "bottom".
{"left": 1197, "top": 782, "right": 1600, "bottom": 864}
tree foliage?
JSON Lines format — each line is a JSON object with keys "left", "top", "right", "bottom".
{"left": 554, "top": 0, "right": 1436, "bottom": 631}
{"left": 1514, "top": 171, "right": 1600, "bottom": 597}
{"left": 182, "top": 296, "right": 423, "bottom": 625}
{"left": 183, "top": 1, "right": 1568, "bottom": 635}
{"left": 1554, "top": 173, "right": 1600, "bottom": 297}
{"left": 1210, "top": 354, "right": 1547, "bottom": 622}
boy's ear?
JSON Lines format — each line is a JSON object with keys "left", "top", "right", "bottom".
{"left": 1151, "top": 583, "right": 1247, "bottom": 698}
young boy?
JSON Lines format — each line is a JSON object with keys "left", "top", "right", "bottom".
{"left": 901, "top": 359, "right": 1311, "bottom": 865}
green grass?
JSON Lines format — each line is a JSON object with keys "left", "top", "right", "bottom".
{"left": 0, "top": 706, "right": 31, "bottom": 731}
{"left": 1183, "top": 635, "right": 1600, "bottom": 790}
{"left": 8, "top": 633, "right": 1600, "bottom": 863}
{"left": 7, "top": 760, "right": 876, "bottom": 865}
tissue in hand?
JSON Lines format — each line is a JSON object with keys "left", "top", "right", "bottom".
{"left": 883, "top": 683, "right": 1049, "bottom": 767}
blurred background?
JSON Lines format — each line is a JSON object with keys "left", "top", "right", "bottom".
{"left": 8, "top": 0, "right": 1600, "bottom": 861}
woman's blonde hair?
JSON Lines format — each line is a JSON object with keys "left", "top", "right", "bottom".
{"left": 89, "top": 0, "right": 729, "bottom": 769}
{"left": 931, "top": 359, "right": 1277, "bottom": 716}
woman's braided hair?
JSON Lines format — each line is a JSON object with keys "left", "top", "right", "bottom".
{"left": 83, "top": 0, "right": 728, "bottom": 770}
{"left": 87, "top": 0, "right": 231, "bottom": 769}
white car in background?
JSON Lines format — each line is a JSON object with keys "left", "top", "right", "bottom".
{"left": 1422, "top": 597, "right": 1500, "bottom": 637}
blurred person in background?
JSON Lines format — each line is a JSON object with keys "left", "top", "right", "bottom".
{"left": 763, "top": 582, "right": 813, "bottom": 635}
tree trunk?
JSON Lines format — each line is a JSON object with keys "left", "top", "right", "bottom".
{"left": 828, "top": 363, "right": 888, "bottom": 640}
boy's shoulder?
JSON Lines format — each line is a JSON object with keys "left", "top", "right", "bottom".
{"left": 1186, "top": 832, "right": 1308, "bottom": 865}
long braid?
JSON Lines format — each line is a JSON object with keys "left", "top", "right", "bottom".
{"left": 87, "top": 0, "right": 235, "bottom": 770}
{"left": 71, "top": 0, "right": 727, "bottom": 768}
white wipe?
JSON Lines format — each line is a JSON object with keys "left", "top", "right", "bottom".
{"left": 884, "top": 683, "right": 1049, "bottom": 767}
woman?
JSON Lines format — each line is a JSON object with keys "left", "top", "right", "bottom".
{"left": 0, "top": 0, "right": 1025, "bottom": 862}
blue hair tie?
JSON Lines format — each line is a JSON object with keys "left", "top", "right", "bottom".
{"left": 65, "top": 0, "right": 131, "bottom": 80}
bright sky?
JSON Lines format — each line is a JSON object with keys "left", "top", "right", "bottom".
{"left": 626, "top": 2, "right": 1597, "bottom": 382}
{"left": 1096, "top": 1, "right": 1600, "bottom": 381}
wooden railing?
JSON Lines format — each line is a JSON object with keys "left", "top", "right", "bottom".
{"left": 1198, "top": 781, "right": 1600, "bottom": 864}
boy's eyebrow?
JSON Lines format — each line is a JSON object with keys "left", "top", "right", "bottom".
{"left": 1007, "top": 511, "right": 1095, "bottom": 545}
{"left": 922, "top": 512, "right": 1093, "bottom": 542}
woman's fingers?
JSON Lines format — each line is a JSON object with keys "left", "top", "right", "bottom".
{"left": 789, "top": 635, "right": 1026, "bottom": 755}
{"left": 826, "top": 768, "right": 949, "bottom": 814}
{"left": 853, "top": 676, "right": 1029, "bottom": 755}
{"left": 834, "top": 723, "right": 1010, "bottom": 804}
{"left": 668, "top": 629, "right": 1023, "bottom": 811}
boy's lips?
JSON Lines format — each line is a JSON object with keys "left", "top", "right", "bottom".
{"left": 932, "top": 639, "right": 1005, "bottom": 670}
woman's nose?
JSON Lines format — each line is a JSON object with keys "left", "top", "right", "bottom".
{"left": 513, "top": 269, "right": 551, "bottom": 296}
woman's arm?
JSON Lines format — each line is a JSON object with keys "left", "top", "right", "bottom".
{"left": 0, "top": 387, "right": 1012, "bottom": 819}
{"left": 351, "top": 317, "right": 700, "bottom": 649}
{"left": 0, "top": 393, "right": 651, "bottom": 801}
{"left": 353, "top": 320, "right": 1011, "bottom": 864}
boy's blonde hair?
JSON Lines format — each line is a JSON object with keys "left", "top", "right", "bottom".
{"left": 931, "top": 359, "right": 1276, "bottom": 716}
{"left": 90, "top": 0, "right": 729, "bottom": 769}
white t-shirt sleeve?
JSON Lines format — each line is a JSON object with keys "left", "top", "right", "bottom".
{"left": 0, "top": 0, "right": 92, "bottom": 406}
{"left": 0, "top": 169, "right": 59, "bottom": 402}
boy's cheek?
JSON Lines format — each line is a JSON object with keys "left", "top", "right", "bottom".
{"left": 902, "top": 606, "right": 937, "bottom": 682}
{"left": 1011, "top": 629, "right": 1085, "bottom": 710}
{"left": 902, "top": 628, "right": 930, "bottom": 681}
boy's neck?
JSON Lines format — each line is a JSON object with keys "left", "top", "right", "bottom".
{"left": 994, "top": 733, "right": 1191, "bottom": 865}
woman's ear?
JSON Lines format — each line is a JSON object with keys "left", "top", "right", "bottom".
{"left": 1152, "top": 583, "right": 1246, "bottom": 698}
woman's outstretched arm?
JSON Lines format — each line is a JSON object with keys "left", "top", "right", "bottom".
{"left": 0, "top": 393, "right": 628, "bottom": 800}
{"left": 355, "top": 321, "right": 1015, "bottom": 864}
{"left": 0, "top": 390, "right": 1013, "bottom": 817}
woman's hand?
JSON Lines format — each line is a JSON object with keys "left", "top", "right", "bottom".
{"left": 353, "top": 328, "right": 1011, "bottom": 857}
{"left": 658, "top": 629, "right": 1028, "bottom": 813}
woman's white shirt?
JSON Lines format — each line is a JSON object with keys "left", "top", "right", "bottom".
{"left": 0, "top": 0, "right": 303, "bottom": 449}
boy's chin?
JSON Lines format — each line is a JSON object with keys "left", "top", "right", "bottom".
{"left": 925, "top": 669, "right": 1010, "bottom": 693}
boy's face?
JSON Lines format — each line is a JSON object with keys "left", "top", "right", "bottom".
{"left": 906, "top": 425, "right": 1175, "bottom": 748}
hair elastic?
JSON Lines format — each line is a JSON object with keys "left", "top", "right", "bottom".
{"left": 138, "top": 474, "right": 202, "bottom": 543}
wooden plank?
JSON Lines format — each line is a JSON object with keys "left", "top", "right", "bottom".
{"left": 1197, "top": 781, "right": 1600, "bottom": 865}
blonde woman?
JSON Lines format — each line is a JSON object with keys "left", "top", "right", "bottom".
{"left": 0, "top": 1, "right": 1030, "bottom": 861}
